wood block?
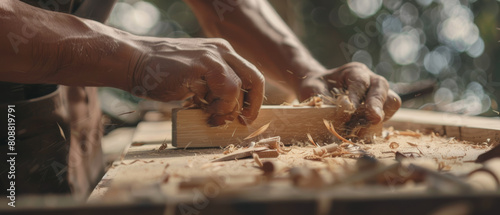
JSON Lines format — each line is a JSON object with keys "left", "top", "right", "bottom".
{"left": 172, "top": 105, "right": 380, "bottom": 148}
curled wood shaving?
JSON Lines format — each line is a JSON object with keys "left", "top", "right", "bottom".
{"left": 389, "top": 142, "right": 400, "bottom": 149}
{"left": 323, "top": 119, "right": 353, "bottom": 144}
{"left": 255, "top": 136, "right": 280, "bottom": 148}
{"left": 198, "top": 97, "right": 209, "bottom": 105}
{"left": 223, "top": 144, "right": 236, "bottom": 154}
{"left": 313, "top": 144, "right": 339, "bottom": 156}
{"left": 57, "top": 123, "right": 66, "bottom": 140}
{"left": 253, "top": 153, "right": 263, "bottom": 167}
{"left": 307, "top": 133, "right": 319, "bottom": 147}
{"left": 279, "top": 142, "right": 292, "bottom": 153}
{"left": 244, "top": 122, "right": 271, "bottom": 140}
{"left": 313, "top": 148, "right": 327, "bottom": 157}
{"left": 158, "top": 139, "right": 168, "bottom": 151}
{"left": 293, "top": 96, "right": 323, "bottom": 107}
{"left": 438, "top": 162, "right": 451, "bottom": 171}
{"left": 395, "top": 130, "right": 422, "bottom": 138}
{"left": 304, "top": 155, "right": 324, "bottom": 161}
{"left": 254, "top": 136, "right": 291, "bottom": 154}
{"left": 407, "top": 142, "right": 418, "bottom": 147}
{"left": 313, "top": 146, "right": 349, "bottom": 159}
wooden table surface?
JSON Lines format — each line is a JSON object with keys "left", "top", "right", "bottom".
{"left": 88, "top": 109, "right": 500, "bottom": 212}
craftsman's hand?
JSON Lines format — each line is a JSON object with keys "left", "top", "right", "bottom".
{"left": 300, "top": 62, "right": 401, "bottom": 124}
{"left": 129, "top": 38, "right": 265, "bottom": 126}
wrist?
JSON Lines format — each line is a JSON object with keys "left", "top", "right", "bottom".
{"left": 124, "top": 37, "right": 152, "bottom": 97}
{"left": 286, "top": 59, "right": 328, "bottom": 100}
{"left": 80, "top": 20, "right": 146, "bottom": 92}
{"left": 44, "top": 17, "right": 142, "bottom": 91}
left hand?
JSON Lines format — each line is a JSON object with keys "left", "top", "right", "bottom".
{"left": 299, "top": 62, "right": 401, "bottom": 124}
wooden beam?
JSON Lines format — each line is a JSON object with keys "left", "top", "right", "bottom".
{"left": 385, "top": 109, "right": 500, "bottom": 145}
{"left": 172, "top": 105, "right": 381, "bottom": 148}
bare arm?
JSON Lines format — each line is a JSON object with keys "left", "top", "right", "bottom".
{"left": 0, "top": 0, "right": 264, "bottom": 126}
{"left": 185, "top": 0, "right": 323, "bottom": 97}
{"left": 0, "top": 0, "right": 133, "bottom": 90}
{"left": 185, "top": 0, "right": 401, "bottom": 124}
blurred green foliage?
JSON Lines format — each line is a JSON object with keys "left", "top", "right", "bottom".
{"left": 108, "top": 0, "right": 500, "bottom": 116}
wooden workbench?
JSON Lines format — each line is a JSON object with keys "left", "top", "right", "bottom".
{"left": 83, "top": 109, "right": 500, "bottom": 214}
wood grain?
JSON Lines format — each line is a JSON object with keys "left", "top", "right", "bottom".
{"left": 172, "top": 105, "right": 380, "bottom": 148}
{"left": 385, "top": 109, "right": 500, "bottom": 145}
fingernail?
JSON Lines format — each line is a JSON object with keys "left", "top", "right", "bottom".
{"left": 373, "top": 107, "right": 384, "bottom": 124}
{"left": 208, "top": 114, "right": 235, "bottom": 127}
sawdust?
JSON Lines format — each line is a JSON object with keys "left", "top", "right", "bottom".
{"left": 99, "top": 127, "right": 494, "bottom": 202}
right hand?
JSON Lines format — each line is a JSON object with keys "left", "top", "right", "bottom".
{"left": 299, "top": 62, "right": 401, "bottom": 125}
{"left": 128, "top": 38, "right": 265, "bottom": 126}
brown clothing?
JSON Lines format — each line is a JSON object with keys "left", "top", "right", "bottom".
{"left": 0, "top": 86, "right": 104, "bottom": 199}
{"left": 0, "top": 0, "right": 114, "bottom": 199}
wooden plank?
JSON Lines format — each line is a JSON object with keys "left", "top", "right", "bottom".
{"left": 172, "top": 105, "right": 381, "bottom": 148}
{"left": 385, "top": 109, "right": 500, "bottom": 144}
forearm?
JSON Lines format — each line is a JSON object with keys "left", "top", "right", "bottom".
{"left": 0, "top": 0, "right": 138, "bottom": 91}
{"left": 185, "top": 0, "right": 326, "bottom": 97}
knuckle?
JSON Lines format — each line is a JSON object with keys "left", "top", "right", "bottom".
{"left": 204, "top": 43, "right": 218, "bottom": 50}
{"left": 234, "top": 77, "right": 243, "bottom": 88}
{"left": 371, "top": 93, "right": 386, "bottom": 103}
{"left": 254, "top": 72, "right": 265, "bottom": 86}
{"left": 373, "top": 75, "right": 389, "bottom": 88}
{"left": 223, "top": 73, "right": 242, "bottom": 90}
{"left": 210, "top": 38, "right": 232, "bottom": 51}
{"left": 199, "top": 50, "right": 223, "bottom": 65}
{"left": 225, "top": 77, "right": 243, "bottom": 96}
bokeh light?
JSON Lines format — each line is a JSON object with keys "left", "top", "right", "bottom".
{"left": 348, "top": 0, "right": 383, "bottom": 18}
{"left": 109, "top": 1, "right": 160, "bottom": 35}
{"left": 388, "top": 32, "right": 420, "bottom": 65}
{"left": 106, "top": 0, "right": 499, "bottom": 116}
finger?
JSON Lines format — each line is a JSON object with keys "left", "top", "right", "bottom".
{"left": 207, "top": 102, "right": 240, "bottom": 126}
{"left": 223, "top": 52, "right": 265, "bottom": 125}
{"left": 383, "top": 90, "right": 401, "bottom": 121}
{"left": 201, "top": 55, "right": 241, "bottom": 126}
{"left": 207, "top": 90, "right": 243, "bottom": 126}
{"left": 365, "top": 76, "right": 389, "bottom": 124}
{"left": 238, "top": 88, "right": 244, "bottom": 115}
{"left": 342, "top": 68, "right": 370, "bottom": 109}
{"left": 189, "top": 78, "right": 209, "bottom": 108}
